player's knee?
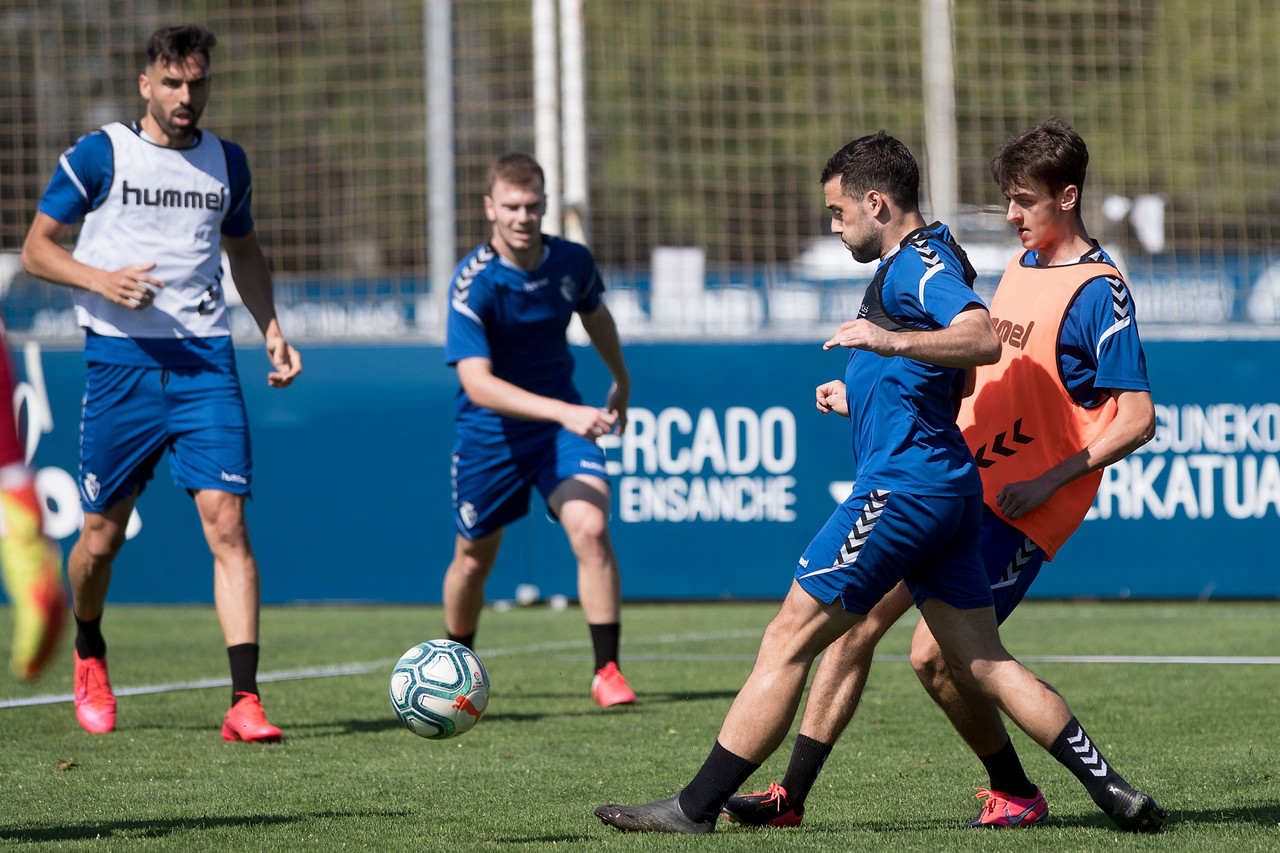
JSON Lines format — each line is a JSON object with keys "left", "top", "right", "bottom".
{"left": 759, "top": 612, "right": 827, "bottom": 664}
{"left": 909, "top": 639, "right": 941, "bottom": 677}
{"left": 450, "top": 555, "right": 495, "bottom": 586}
{"left": 197, "top": 495, "right": 250, "bottom": 549}
{"left": 756, "top": 619, "right": 795, "bottom": 665}
{"left": 74, "top": 526, "right": 126, "bottom": 565}
{"left": 567, "top": 537, "right": 615, "bottom": 576}
{"left": 911, "top": 642, "right": 954, "bottom": 694}
{"left": 202, "top": 515, "right": 251, "bottom": 556}
{"left": 563, "top": 509, "right": 609, "bottom": 550}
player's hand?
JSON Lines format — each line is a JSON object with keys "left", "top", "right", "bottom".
{"left": 97, "top": 263, "right": 165, "bottom": 310}
{"left": 563, "top": 404, "right": 619, "bottom": 442}
{"left": 264, "top": 327, "right": 302, "bottom": 388}
{"left": 604, "top": 380, "right": 630, "bottom": 435}
{"left": 816, "top": 379, "right": 849, "bottom": 417}
{"left": 994, "top": 478, "right": 1055, "bottom": 520}
{"left": 823, "top": 319, "right": 899, "bottom": 356}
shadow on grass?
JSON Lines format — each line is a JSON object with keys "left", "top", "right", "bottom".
{"left": 636, "top": 689, "right": 742, "bottom": 703}
{"left": 276, "top": 717, "right": 407, "bottom": 736}
{"left": 118, "top": 717, "right": 407, "bottom": 738}
{"left": 511, "top": 802, "right": 1280, "bottom": 842}
{"left": 1046, "top": 801, "right": 1280, "bottom": 831}
{"left": 753, "top": 817, "right": 965, "bottom": 833}
{"left": 0, "top": 811, "right": 405, "bottom": 844}
{"left": 839, "top": 801, "right": 1280, "bottom": 833}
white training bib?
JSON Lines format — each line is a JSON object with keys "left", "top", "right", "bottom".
{"left": 71, "top": 122, "right": 234, "bottom": 338}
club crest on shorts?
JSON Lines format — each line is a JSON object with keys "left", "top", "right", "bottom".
{"left": 83, "top": 472, "right": 100, "bottom": 502}
{"left": 459, "top": 501, "right": 478, "bottom": 529}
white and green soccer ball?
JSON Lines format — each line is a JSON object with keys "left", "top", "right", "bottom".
{"left": 389, "top": 640, "right": 490, "bottom": 740}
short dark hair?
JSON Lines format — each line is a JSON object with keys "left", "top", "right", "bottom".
{"left": 146, "top": 25, "right": 217, "bottom": 69}
{"left": 488, "top": 153, "right": 545, "bottom": 192}
{"left": 991, "top": 117, "right": 1089, "bottom": 202}
{"left": 820, "top": 131, "right": 920, "bottom": 211}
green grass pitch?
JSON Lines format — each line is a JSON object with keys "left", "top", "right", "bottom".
{"left": 1, "top": 601, "right": 1278, "bottom": 851}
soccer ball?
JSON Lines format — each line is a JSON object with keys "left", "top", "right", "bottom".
{"left": 389, "top": 640, "right": 490, "bottom": 740}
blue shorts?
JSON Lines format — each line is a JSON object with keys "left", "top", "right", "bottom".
{"left": 451, "top": 427, "right": 608, "bottom": 539}
{"left": 795, "top": 487, "right": 990, "bottom": 615}
{"left": 979, "top": 506, "right": 1046, "bottom": 624}
{"left": 79, "top": 362, "right": 252, "bottom": 512}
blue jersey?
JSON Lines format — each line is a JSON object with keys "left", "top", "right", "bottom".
{"left": 1025, "top": 244, "right": 1150, "bottom": 407}
{"left": 843, "top": 223, "right": 986, "bottom": 496}
{"left": 445, "top": 236, "right": 604, "bottom": 450}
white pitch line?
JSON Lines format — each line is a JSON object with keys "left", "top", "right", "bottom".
{"left": 3, "top": 629, "right": 1276, "bottom": 711}
{"left": 0, "top": 662, "right": 388, "bottom": 709}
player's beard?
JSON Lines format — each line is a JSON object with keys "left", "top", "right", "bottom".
{"left": 154, "top": 104, "right": 202, "bottom": 146}
{"left": 845, "top": 233, "right": 880, "bottom": 265}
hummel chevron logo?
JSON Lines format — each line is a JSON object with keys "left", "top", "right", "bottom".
{"left": 1110, "top": 277, "right": 1131, "bottom": 323}
{"left": 836, "top": 490, "right": 889, "bottom": 567}
{"left": 992, "top": 538, "right": 1036, "bottom": 590}
{"left": 1067, "top": 727, "right": 1109, "bottom": 777}
{"left": 973, "top": 418, "right": 1035, "bottom": 468}
{"left": 453, "top": 245, "right": 496, "bottom": 304}
{"left": 912, "top": 241, "right": 945, "bottom": 288}
{"left": 991, "top": 419, "right": 1035, "bottom": 456}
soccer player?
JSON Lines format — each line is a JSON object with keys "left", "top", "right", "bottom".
{"left": 444, "top": 152, "right": 636, "bottom": 707}
{"left": 721, "top": 118, "right": 1162, "bottom": 831}
{"left": 0, "top": 342, "right": 66, "bottom": 681}
{"left": 595, "top": 131, "right": 1162, "bottom": 835}
{"left": 21, "top": 25, "right": 300, "bottom": 741}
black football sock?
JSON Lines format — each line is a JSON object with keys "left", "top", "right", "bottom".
{"left": 779, "top": 734, "right": 833, "bottom": 810}
{"left": 447, "top": 631, "right": 475, "bottom": 651}
{"left": 588, "top": 622, "right": 621, "bottom": 672}
{"left": 978, "top": 738, "right": 1037, "bottom": 798}
{"left": 1049, "top": 717, "right": 1127, "bottom": 807}
{"left": 74, "top": 614, "right": 106, "bottom": 659}
{"left": 678, "top": 740, "right": 761, "bottom": 823}
{"left": 227, "top": 643, "right": 260, "bottom": 707}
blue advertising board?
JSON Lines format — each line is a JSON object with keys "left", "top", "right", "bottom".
{"left": 5, "top": 339, "right": 1278, "bottom": 604}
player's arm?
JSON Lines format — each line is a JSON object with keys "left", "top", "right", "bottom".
{"left": 995, "top": 388, "right": 1155, "bottom": 519}
{"left": 222, "top": 230, "right": 301, "bottom": 388}
{"left": 823, "top": 306, "right": 1001, "bottom": 367}
{"left": 578, "top": 302, "right": 631, "bottom": 434}
{"left": 455, "top": 356, "right": 618, "bottom": 439}
{"left": 21, "top": 212, "right": 164, "bottom": 309}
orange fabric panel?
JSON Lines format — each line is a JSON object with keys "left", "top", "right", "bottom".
{"left": 958, "top": 253, "right": 1120, "bottom": 558}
